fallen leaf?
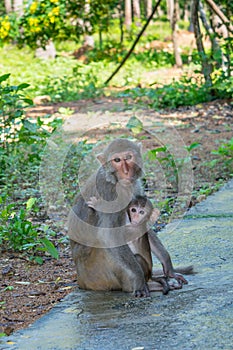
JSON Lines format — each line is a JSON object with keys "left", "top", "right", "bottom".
{"left": 59, "top": 286, "right": 73, "bottom": 291}
{"left": 151, "top": 313, "right": 161, "bottom": 317}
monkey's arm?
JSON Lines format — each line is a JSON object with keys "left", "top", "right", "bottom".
{"left": 148, "top": 230, "right": 188, "bottom": 285}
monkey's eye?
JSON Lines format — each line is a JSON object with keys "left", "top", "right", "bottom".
{"left": 139, "top": 210, "right": 145, "bottom": 215}
{"left": 131, "top": 208, "right": 137, "bottom": 213}
{"left": 113, "top": 157, "right": 121, "bottom": 163}
{"left": 125, "top": 154, "right": 133, "bottom": 160}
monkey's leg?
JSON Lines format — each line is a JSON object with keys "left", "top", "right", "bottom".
{"left": 113, "top": 246, "right": 150, "bottom": 298}
{"left": 134, "top": 253, "right": 171, "bottom": 295}
{"left": 148, "top": 280, "right": 167, "bottom": 293}
{"left": 148, "top": 230, "right": 190, "bottom": 286}
{"left": 134, "top": 253, "right": 151, "bottom": 281}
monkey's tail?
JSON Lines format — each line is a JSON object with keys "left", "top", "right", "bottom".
{"left": 152, "top": 265, "right": 196, "bottom": 276}
{"left": 174, "top": 265, "right": 196, "bottom": 275}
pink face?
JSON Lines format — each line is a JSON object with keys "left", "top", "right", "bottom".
{"left": 111, "top": 151, "right": 136, "bottom": 181}
{"left": 129, "top": 206, "right": 146, "bottom": 225}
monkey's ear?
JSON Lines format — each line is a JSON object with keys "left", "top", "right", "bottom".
{"left": 96, "top": 153, "right": 106, "bottom": 165}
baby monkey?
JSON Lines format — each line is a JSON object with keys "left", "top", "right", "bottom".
{"left": 128, "top": 195, "right": 194, "bottom": 293}
{"left": 127, "top": 195, "right": 172, "bottom": 293}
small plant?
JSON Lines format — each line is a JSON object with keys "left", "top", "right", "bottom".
{"left": 192, "top": 180, "right": 224, "bottom": 199}
{"left": 0, "top": 73, "right": 64, "bottom": 262}
{"left": 208, "top": 138, "right": 233, "bottom": 178}
{"left": 211, "top": 137, "right": 233, "bottom": 166}
{"left": 17, "top": 0, "right": 68, "bottom": 49}
{"left": 0, "top": 73, "right": 33, "bottom": 148}
{"left": 126, "top": 115, "right": 143, "bottom": 135}
{"left": 0, "top": 197, "right": 59, "bottom": 263}
{"left": 40, "top": 62, "right": 105, "bottom": 102}
{"left": 119, "top": 74, "right": 213, "bottom": 109}
{"left": 147, "top": 145, "right": 179, "bottom": 190}
{"left": 214, "top": 75, "right": 233, "bottom": 99}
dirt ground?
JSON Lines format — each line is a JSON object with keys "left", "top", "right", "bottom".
{"left": 0, "top": 97, "right": 232, "bottom": 336}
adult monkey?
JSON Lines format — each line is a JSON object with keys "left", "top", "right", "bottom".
{"left": 68, "top": 139, "right": 192, "bottom": 297}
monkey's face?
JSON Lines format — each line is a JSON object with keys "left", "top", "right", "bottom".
{"left": 129, "top": 205, "right": 147, "bottom": 225}
{"left": 110, "top": 151, "right": 138, "bottom": 182}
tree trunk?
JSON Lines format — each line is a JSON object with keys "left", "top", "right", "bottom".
{"left": 83, "top": 35, "right": 94, "bottom": 47}
{"left": 13, "top": 0, "right": 23, "bottom": 17}
{"left": 133, "top": 0, "right": 141, "bottom": 19}
{"left": 4, "top": 0, "right": 13, "bottom": 13}
{"left": 35, "top": 40, "right": 56, "bottom": 60}
{"left": 170, "top": 0, "right": 183, "bottom": 68}
{"left": 203, "top": 0, "right": 233, "bottom": 33}
{"left": 211, "top": 13, "right": 230, "bottom": 75}
{"left": 199, "top": 1, "right": 222, "bottom": 69}
{"left": 166, "top": 0, "right": 173, "bottom": 22}
{"left": 118, "top": 2, "right": 124, "bottom": 44}
{"left": 125, "top": 0, "right": 132, "bottom": 29}
{"left": 175, "top": 0, "right": 180, "bottom": 21}
{"left": 83, "top": 1, "right": 94, "bottom": 48}
{"left": 146, "top": 0, "right": 153, "bottom": 18}
{"left": 183, "top": 2, "right": 190, "bottom": 22}
{"left": 212, "top": 14, "right": 228, "bottom": 38}
{"left": 191, "top": 0, "right": 213, "bottom": 85}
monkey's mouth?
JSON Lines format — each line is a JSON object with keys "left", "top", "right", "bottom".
{"left": 131, "top": 221, "right": 139, "bottom": 226}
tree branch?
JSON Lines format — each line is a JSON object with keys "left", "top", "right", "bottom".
{"left": 104, "top": 0, "right": 162, "bottom": 85}
{"left": 203, "top": 0, "right": 233, "bottom": 34}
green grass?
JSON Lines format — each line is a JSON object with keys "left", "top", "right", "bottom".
{"left": 0, "top": 15, "right": 232, "bottom": 106}
{"left": 0, "top": 20, "right": 180, "bottom": 100}
{"left": 0, "top": 45, "right": 78, "bottom": 98}
{"left": 0, "top": 42, "right": 176, "bottom": 101}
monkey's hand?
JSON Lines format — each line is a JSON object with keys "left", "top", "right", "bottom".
{"left": 87, "top": 196, "right": 99, "bottom": 210}
{"left": 150, "top": 208, "right": 160, "bottom": 223}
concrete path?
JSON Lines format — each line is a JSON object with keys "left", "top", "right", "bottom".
{"left": 1, "top": 180, "right": 233, "bottom": 350}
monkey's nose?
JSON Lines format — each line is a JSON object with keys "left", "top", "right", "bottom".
{"left": 122, "top": 161, "right": 129, "bottom": 174}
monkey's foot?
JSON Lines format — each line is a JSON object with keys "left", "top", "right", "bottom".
{"left": 168, "top": 272, "right": 188, "bottom": 286}
{"left": 152, "top": 276, "right": 171, "bottom": 295}
{"left": 134, "top": 283, "right": 150, "bottom": 298}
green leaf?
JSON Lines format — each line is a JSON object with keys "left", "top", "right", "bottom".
{"left": 23, "top": 98, "right": 33, "bottom": 105}
{"left": 4, "top": 286, "right": 14, "bottom": 291}
{"left": 33, "top": 256, "right": 44, "bottom": 265}
{"left": 40, "top": 237, "right": 59, "bottom": 259}
{"left": 26, "top": 197, "right": 37, "bottom": 211}
{"left": 147, "top": 149, "right": 157, "bottom": 161}
{"left": 23, "top": 119, "right": 38, "bottom": 132}
{"left": 17, "top": 83, "right": 30, "bottom": 90}
{"left": 126, "top": 116, "right": 143, "bottom": 135}
{"left": 0, "top": 73, "right": 10, "bottom": 83}
{"left": 186, "top": 142, "right": 201, "bottom": 152}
